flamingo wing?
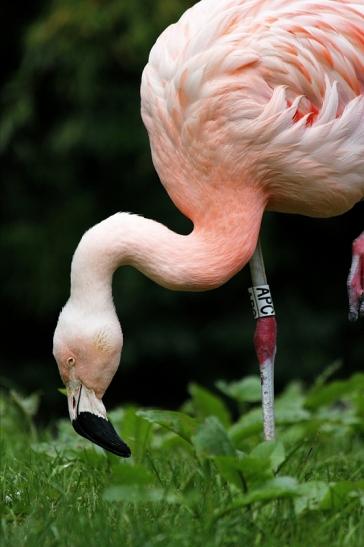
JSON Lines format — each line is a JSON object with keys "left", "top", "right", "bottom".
{"left": 141, "top": 0, "right": 364, "bottom": 218}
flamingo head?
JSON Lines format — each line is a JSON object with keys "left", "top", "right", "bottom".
{"left": 53, "top": 301, "right": 131, "bottom": 457}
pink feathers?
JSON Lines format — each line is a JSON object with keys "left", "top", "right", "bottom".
{"left": 348, "top": 233, "right": 364, "bottom": 321}
{"left": 141, "top": 0, "right": 364, "bottom": 224}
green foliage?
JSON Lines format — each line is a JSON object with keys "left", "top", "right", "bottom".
{"left": 1, "top": 370, "right": 364, "bottom": 546}
{"left": 216, "top": 376, "right": 262, "bottom": 403}
{"left": 188, "top": 383, "right": 231, "bottom": 427}
{"left": 136, "top": 409, "right": 198, "bottom": 443}
{"left": 110, "top": 406, "right": 152, "bottom": 462}
{"left": 305, "top": 373, "right": 364, "bottom": 410}
{"left": 192, "top": 416, "right": 236, "bottom": 457}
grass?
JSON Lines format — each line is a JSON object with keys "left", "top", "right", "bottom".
{"left": 1, "top": 367, "right": 364, "bottom": 547}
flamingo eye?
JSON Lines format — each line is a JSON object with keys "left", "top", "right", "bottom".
{"left": 67, "top": 357, "right": 75, "bottom": 367}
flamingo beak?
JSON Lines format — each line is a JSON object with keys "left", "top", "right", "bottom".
{"left": 67, "top": 383, "right": 131, "bottom": 458}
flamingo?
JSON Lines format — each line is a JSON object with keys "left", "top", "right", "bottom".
{"left": 53, "top": 0, "right": 364, "bottom": 457}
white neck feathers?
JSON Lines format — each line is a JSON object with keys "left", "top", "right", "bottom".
{"left": 70, "top": 208, "right": 263, "bottom": 309}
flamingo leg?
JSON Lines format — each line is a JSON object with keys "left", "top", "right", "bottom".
{"left": 249, "top": 240, "right": 277, "bottom": 441}
{"left": 348, "top": 232, "right": 364, "bottom": 322}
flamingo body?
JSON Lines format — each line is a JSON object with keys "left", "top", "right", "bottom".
{"left": 53, "top": 0, "right": 364, "bottom": 456}
{"left": 141, "top": 0, "right": 364, "bottom": 221}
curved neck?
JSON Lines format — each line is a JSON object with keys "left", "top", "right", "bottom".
{"left": 70, "top": 199, "right": 264, "bottom": 309}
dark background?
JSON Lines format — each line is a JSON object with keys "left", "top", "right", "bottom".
{"left": 1, "top": 0, "right": 363, "bottom": 421}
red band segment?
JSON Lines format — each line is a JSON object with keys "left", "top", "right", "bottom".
{"left": 254, "top": 316, "right": 277, "bottom": 366}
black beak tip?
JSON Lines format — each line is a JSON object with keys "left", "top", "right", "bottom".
{"left": 72, "top": 412, "right": 131, "bottom": 458}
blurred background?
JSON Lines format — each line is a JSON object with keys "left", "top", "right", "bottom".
{"left": 1, "top": 0, "right": 363, "bottom": 422}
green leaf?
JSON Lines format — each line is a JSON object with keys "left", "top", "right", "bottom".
{"left": 153, "top": 431, "right": 195, "bottom": 454}
{"left": 214, "top": 477, "right": 299, "bottom": 518}
{"left": 241, "top": 476, "right": 298, "bottom": 504}
{"left": 311, "top": 360, "right": 342, "bottom": 389}
{"left": 214, "top": 444, "right": 285, "bottom": 488}
{"left": 294, "top": 481, "right": 330, "bottom": 515}
{"left": 103, "top": 485, "right": 180, "bottom": 504}
{"left": 216, "top": 376, "right": 261, "bottom": 403}
{"left": 214, "top": 454, "right": 274, "bottom": 489}
{"left": 112, "top": 407, "right": 152, "bottom": 463}
{"left": 136, "top": 410, "right": 198, "bottom": 443}
{"left": 235, "top": 455, "right": 273, "bottom": 484}
{"left": 213, "top": 456, "right": 246, "bottom": 490}
{"left": 279, "top": 423, "right": 312, "bottom": 445}
{"left": 294, "top": 480, "right": 364, "bottom": 515}
{"left": 109, "top": 462, "right": 154, "bottom": 486}
{"left": 275, "top": 383, "right": 311, "bottom": 423}
{"left": 305, "top": 374, "right": 364, "bottom": 409}
{"left": 321, "top": 481, "right": 364, "bottom": 510}
{"left": 31, "top": 441, "right": 65, "bottom": 459}
{"left": 250, "top": 440, "right": 285, "bottom": 472}
{"left": 31, "top": 438, "right": 105, "bottom": 460}
{"left": 192, "top": 417, "right": 235, "bottom": 457}
{"left": 188, "top": 383, "right": 231, "bottom": 427}
{"left": 10, "top": 390, "right": 40, "bottom": 418}
{"left": 229, "top": 408, "right": 263, "bottom": 445}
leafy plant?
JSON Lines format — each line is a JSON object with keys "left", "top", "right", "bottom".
{"left": 1, "top": 368, "right": 364, "bottom": 546}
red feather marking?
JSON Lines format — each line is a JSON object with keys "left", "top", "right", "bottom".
{"left": 287, "top": 100, "right": 319, "bottom": 126}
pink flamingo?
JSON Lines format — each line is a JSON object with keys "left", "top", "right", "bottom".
{"left": 53, "top": 0, "right": 364, "bottom": 456}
